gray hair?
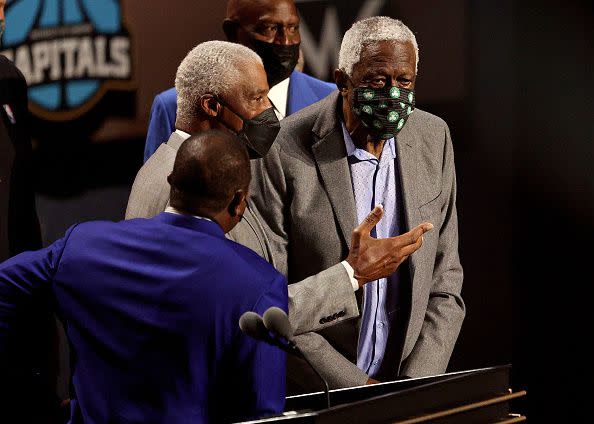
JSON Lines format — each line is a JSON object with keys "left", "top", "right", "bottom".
{"left": 338, "top": 16, "right": 419, "bottom": 77}
{"left": 175, "top": 40, "right": 262, "bottom": 129}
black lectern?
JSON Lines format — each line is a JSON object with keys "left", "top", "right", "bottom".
{"left": 238, "top": 365, "right": 526, "bottom": 423}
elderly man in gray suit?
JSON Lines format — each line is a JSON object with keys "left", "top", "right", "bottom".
{"left": 126, "top": 40, "right": 431, "bottom": 339}
{"left": 252, "top": 17, "right": 465, "bottom": 392}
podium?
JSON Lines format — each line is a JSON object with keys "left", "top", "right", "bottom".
{"left": 240, "top": 365, "right": 526, "bottom": 423}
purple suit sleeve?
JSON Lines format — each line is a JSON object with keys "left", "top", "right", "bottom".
{"left": 143, "top": 93, "right": 176, "bottom": 162}
{"left": 0, "top": 228, "right": 73, "bottom": 353}
{"left": 233, "top": 273, "right": 288, "bottom": 420}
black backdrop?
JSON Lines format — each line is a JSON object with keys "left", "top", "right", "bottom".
{"left": 26, "top": 0, "right": 593, "bottom": 419}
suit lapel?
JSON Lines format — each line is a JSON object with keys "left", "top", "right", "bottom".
{"left": 243, "top": 202, "right": 276, "bottom": 266}
{"left": 311, "top": 93, "right": 358, "bottom": 248}
{"left": 395, "top": 113, "right": 423, "bottom": 284}
{"left": 396, "top": 125, "right": 422, "bottom": 231}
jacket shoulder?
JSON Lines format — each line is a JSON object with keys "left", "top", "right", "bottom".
{"left": 272, "top": 110, "right": 318, "bottom": 158}
{"left": 127, "top": 144, "right": 176, "bottom": 219}
{"left": 154, "top": 87, "right": 177, "bottom": 107}
{"left": 281, "top": 100, "right": 321, "bottom": 129}
{"left": 292, "top": 71, "right": 336, "bottom": 92}
{"left": 134, "top": 143, "right": 176, "bottom": 186}
{"left": 61, "top": 218, "right": 284, "bottom": 293}
{"left": 409, "top": 108, "right": 449, "bottom": 134}
{"left": 277, "top": 95, "right": 327, "bottom": 138}
{"left": 61, "top": 220, "right": 121, "bottom": 243}
{"left": 273, "top": 92, "right": 339, "bottom": 154}
{"left": 225, "top": 238, "right": 283, "bottom": 283}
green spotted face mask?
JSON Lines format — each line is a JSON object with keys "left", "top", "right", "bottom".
{"left": 352, "top": 85, "right": 415, "bottom": 140}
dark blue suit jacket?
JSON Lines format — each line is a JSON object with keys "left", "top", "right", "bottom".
{"left": 143, "top": 71, "right": 336, "bottom": 162}
{"left": 0, "top": 213, "right": 288, "bottom": 423}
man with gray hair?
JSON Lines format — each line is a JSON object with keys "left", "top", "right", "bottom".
{"left": 126, "top": 40, "right": 430, "bottom": 341}
{"left": 142, "top": 0, "right": 336, "bottom": 163}
{"left": 252, "top": 16, "right": 465, "bottom": 392}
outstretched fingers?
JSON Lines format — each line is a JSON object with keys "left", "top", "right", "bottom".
{"left": 403, "top": 222, "right": 434, "bottom": 245}
{"left": 400, "top": 236, "right": 424, "bottom": 257}
{"left": 351, "top": 205, "right": 384, "bottom": 250}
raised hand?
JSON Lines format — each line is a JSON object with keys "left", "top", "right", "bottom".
{"left": 346, "top": 205, "right": 433, "bottom": 287}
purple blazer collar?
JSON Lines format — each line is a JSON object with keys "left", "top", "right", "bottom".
{"left": 153, "top": 212, "right": 225, "bottom": 239}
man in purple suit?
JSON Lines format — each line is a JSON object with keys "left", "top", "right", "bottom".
{"left": 143, "top": 0, "right": 335, "bottom": 162}
{"left": 0, "top": 130, "right": 288, "bottom": 423}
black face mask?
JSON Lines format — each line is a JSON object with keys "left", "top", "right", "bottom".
{"left": 352, "top": 85, "right": 416, "bottom": 140}
{"left": 250, "top": 38, "right": 300, "bottom": 87}
{"left": 217, "top": 101, "right": 280, "bottom": 159}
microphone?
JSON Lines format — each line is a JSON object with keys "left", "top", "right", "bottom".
{"left": 262, "top": 306, "right": 293, "bottom": 339}
{"left": 262, "top": 307, "right": 331, "bottom": 409}
{"left": 239, "top": 311, "right": 270, "bottom": 342}
{"left": 239, "top": 311, "right": 295, "bottom": 355}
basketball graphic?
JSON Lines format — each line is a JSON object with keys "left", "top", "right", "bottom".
{"left": 1, "top": 0, "right": 133, "bottom": 122}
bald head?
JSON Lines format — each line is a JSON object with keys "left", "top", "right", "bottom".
{"left": 168, "top": 130, "right": 250, "bottom": 222}
{"left": 226, "top": 0, "right": 297, "bottom": 21}
{"left": 224, "top": 0, "right": 300, "bottom": 46}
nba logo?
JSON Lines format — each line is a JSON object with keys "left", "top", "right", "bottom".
{"left": 0, "top": 1, "right": 134, "bottom": 123}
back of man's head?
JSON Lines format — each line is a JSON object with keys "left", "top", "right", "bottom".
{"left": 168, "top": 130, "right": 251, "bottom": 223}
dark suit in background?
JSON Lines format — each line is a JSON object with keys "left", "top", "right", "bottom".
{"left": 0, "top": 212, "right": 288, "bottom": 423}
{"left": 0, "top": 54, "right": 54, "bottom": 421}
{"left": 0, "top": 55, "right": 40, "bottom": 261}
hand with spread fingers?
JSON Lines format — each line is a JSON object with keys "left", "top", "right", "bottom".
{"left": 346, "top": 205, "right": 433, "bottom": 288}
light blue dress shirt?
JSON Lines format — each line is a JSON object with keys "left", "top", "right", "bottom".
{"left": 342, "top": 124, "right": 405, "bottom": 378}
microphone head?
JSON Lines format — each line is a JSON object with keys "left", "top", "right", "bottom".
{"left": 239, "top": 311, "right": 269, "bottom": 342}
{"left": 263, "top": 307, "right": 293, "bottom": 340}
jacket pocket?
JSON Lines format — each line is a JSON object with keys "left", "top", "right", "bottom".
{"left": 419, "top": 190, "right": 443, "bottom": 221}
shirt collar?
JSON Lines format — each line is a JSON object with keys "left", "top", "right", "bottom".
{"left": 341, "top": 122, "right": 396, "bottom": 165}
{"left": 154, "top": 212, "right": 225, "bottom": 239}
{"left": 165, "top": 206, "right": 213, "bottom": 222}
{"left": 268, "top": 77, "right": 290, "bottom": 119}
{"left": 174, "top": 129, "right": 191, "bottom": 140}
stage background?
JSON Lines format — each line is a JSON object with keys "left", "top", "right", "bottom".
{"left": 3, "top": 0, "right": 592, "bottom": 420}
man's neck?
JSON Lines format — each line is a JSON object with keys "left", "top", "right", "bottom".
{"left": 361, "top": 139, "right": 386, "bottom": 159}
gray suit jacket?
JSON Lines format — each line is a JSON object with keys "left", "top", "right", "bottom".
{"left": 251, "top": 92, "right": 465, "bottom": 389}
{"left": 125, "top": 131, "right": 359, "bottom": 336}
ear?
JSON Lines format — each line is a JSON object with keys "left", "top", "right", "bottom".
{"left": 334, "top": 69, "right": 349, "bottom": 93}
{"left": 227, "top": 190, "right": 247, "bottom": 218}
{"left": 222, "top": 19, "right": 240, "bottom": 42}
{"left": 199, "top": 94, "right": 221, "bottom": 118}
